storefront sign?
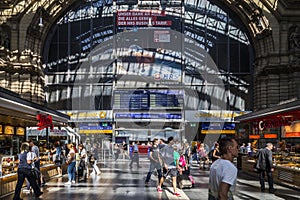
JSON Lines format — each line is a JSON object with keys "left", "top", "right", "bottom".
{"left": 4, "top": 126, "right": 14, "bottom": 135}
{"left": 264, "top": 134, "right": 277, "bottom": 139}
{"left": 37, "top": 114, "right": 54, "bottom": 130}
{"left": 255, "top": 118, "right": 292, "bottom": 131}
{"left": 16, "top": 127, "right": 25, "bottom": 136}
{"left": 63, "top": 110, "right": 113, "bottom": 122}
{"left": 185, "top": 110, "right": 251, "bottom": 122}
{"left": 249, "top": 135, "right": 260, "bottom": 139}
{"left": 282, "top": 122, "right": 300, "bottom": 138}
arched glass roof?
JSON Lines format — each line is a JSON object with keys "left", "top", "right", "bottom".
{"left": 43, "top": 0, "right": 253, "bottom": 113}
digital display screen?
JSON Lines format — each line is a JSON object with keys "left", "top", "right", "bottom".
{"left": 201, "top": 123, "right": 236, "bottom": 134}
{"left": 115, "top": 113, "right": 182, "bottom": 119}
{"left": 113, "top": 89, "right": 184, "bottom": 110}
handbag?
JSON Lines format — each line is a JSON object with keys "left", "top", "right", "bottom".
{"left": 253, "top": 161, "right": 259, "bottom": 172}
{"left": 79, "top": 159, "right": 86, "bottom": 168}
{"left": 54, "top": 154, "right": 61, "bottom": 163}
{"left": 31, "top": 167, "right": 41, "bottom": 179}
{"left": 89, "top": 155, "right": 95, "bottom": 164}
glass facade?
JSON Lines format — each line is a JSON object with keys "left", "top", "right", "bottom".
{"left": 42, "top": 0, "right": 254, "bottom": 141}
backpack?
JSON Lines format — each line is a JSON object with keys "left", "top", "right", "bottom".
{"left": 179, "top": 155, "right": 186, "bottom": 167}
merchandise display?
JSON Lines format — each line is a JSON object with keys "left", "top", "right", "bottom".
{"left": 0, "top": 156, "right": 16, "bottom": 176}
{"left": 273, "top": 153, "right": 300, "bottom": 170}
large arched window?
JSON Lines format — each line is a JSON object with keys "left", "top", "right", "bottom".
{"left": 43, "top": 0, "right": 253, "bottom": 112}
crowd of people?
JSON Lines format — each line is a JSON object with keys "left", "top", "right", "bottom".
{"left": 13, "top": 138, "right": 103, "bottom": 199}
{"left": 13, "top": 137, "right": 278, "bottom": 200}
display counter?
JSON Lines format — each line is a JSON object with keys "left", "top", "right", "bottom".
{"left": 241, "top": 156, "right": 300, "bottom": 189}
{"left": 0, "top": 164, "right": 59, "bottom": 196}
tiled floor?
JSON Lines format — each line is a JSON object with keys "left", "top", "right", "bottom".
{"left": 2, "top": 156, "right": 300, "bottom": 200}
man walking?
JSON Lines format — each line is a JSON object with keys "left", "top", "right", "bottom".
{"left": 129, "top": 141, "right": 141, "bottom": 168}
{"left": 157, "top": 136, "right": 181, "bottom": 197}
{"left": 29, "top": 140, "right": 44, "bottom": 187}
{"left": 208, "top": 137, "right": 239, "bottom": 200}
{"left": 145, "top": 138, "right": 162, "bottom": 187}
{"left": 255, "top": 143, "right": 276, "bottom": 193}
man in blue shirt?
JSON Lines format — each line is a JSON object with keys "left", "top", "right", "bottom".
{"left": 129, "top": 141, "right": 141, "bottom": 168}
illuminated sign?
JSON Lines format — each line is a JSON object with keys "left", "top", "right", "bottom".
{"left": 255, "top": 118, "right": 291, "bottom": 130}
{"left": 282, "top": 122, "right": 300, "bottom": 138}
{"left": 79, "top": 124, "right": 113, "bottom": 134}
{"left": 4, "top": 126, "right": 14, "bottom": 135}
{"left": 115, "top": 113, "right": 182, "bottom": 119}
{"left": 16, "top": 127, "right": 25, "bottom": 136}
{"left": 186, "top": 110, "right": 251, "bottom": 122}
{"left": 201, "top": 123, "right": 236, "bottom": 134}
{"left": 62, "top": 110, "right": 113, "bottom": 122}
{"left": 264, "top": 134, "right": 277, "bottom": 139}
{"left": 113, "top": 89, "right": 184, "bottom": 110}
{"left": 249, "top": 135, "right": 260, "bottom": 139}
{"left": 37, "top": 114, "right": 54, "bottom": 130}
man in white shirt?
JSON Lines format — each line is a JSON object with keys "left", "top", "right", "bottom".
{"left": 208, "top": 137, "right": 239, "bottom": 200}
{"left": 29, "top": 140, "right": 43, "bottom": 186}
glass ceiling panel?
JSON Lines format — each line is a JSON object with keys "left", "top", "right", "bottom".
{"left": 43, "top": 0, "right": 253, "bottom": 111}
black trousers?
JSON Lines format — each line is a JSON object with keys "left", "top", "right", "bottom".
{"left": 259, "top": 169, "right": 274, "bottom": 191}
{"left": 129, "top": 152, "right": 140, "bottom": 167}
{"left": 13, "top": 168, "right": 41, "bottom": 200}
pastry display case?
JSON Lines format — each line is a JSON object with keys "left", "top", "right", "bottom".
{"left": 273, "top": 152, "right": 300, "bottom": 170}
{"left": 39, "top": 152, "right": 53, "bottom": 166}
{"left": 0, "top": 156, "right": 16, "bottom": 177}
{"left": 242, "top": 152, "right": 300, "bottom": 188}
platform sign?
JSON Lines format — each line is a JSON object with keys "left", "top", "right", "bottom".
{"left": 201, "top": 123, "right": 236, "bottom": 134}
{"left": 79, "top": 123, "right": 113, "bottom": 134}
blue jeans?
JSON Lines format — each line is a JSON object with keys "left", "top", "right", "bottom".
{"left": 68, "top": 162, "right": 76, "bottom": 182}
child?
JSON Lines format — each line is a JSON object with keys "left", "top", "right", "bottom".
{"left": 178, "top": 152, "right": 188, "bottom": 175}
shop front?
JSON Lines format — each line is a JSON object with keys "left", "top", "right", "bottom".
{"left": 0, "top": 88, "right": 69, "bottom": 196}
{"left": 185, "top": 110, "right": 249, "bottom": 146}
{"left": 235, "top": 100, "right": 300, "bottom": 188}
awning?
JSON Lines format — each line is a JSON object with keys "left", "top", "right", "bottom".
{"left": 0, "top": 87, "right": 69, "bottom": 127}
{"left": 235, "top": 100, "right": 300, "bottom": 122}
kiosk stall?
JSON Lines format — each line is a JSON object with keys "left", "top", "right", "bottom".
{"left": 235, "top": 100, "right": 300, "bottom": 189}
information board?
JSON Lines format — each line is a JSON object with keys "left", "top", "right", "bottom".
{"left": 113, "top": 89, "right": 184, "bottom": 110}
{"left": 201, "top": 123, "right": 236, "bottom": 134}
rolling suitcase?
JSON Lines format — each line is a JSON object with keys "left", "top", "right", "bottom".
{"left": 177, "top": 173, "right": 193, "bottom": 189}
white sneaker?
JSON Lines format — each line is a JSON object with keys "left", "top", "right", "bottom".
{"left": 71, "top": 180, "right": 75, "bottom": 184}
{"left": 23, "top": 189, "right": 30, "bottom": 193}
{"left": 64, "top": 181, "right": 71, "bottom": 185}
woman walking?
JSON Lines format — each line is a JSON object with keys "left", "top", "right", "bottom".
{"left": 13, "top": 142, "right": 43, "bottom": 200}
{"left": 65, "top": 143, "right": 76, "bottom": 185}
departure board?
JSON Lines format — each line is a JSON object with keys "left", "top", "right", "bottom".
{"left": 113, "top": 89, "right": 184, "bottom": 110}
